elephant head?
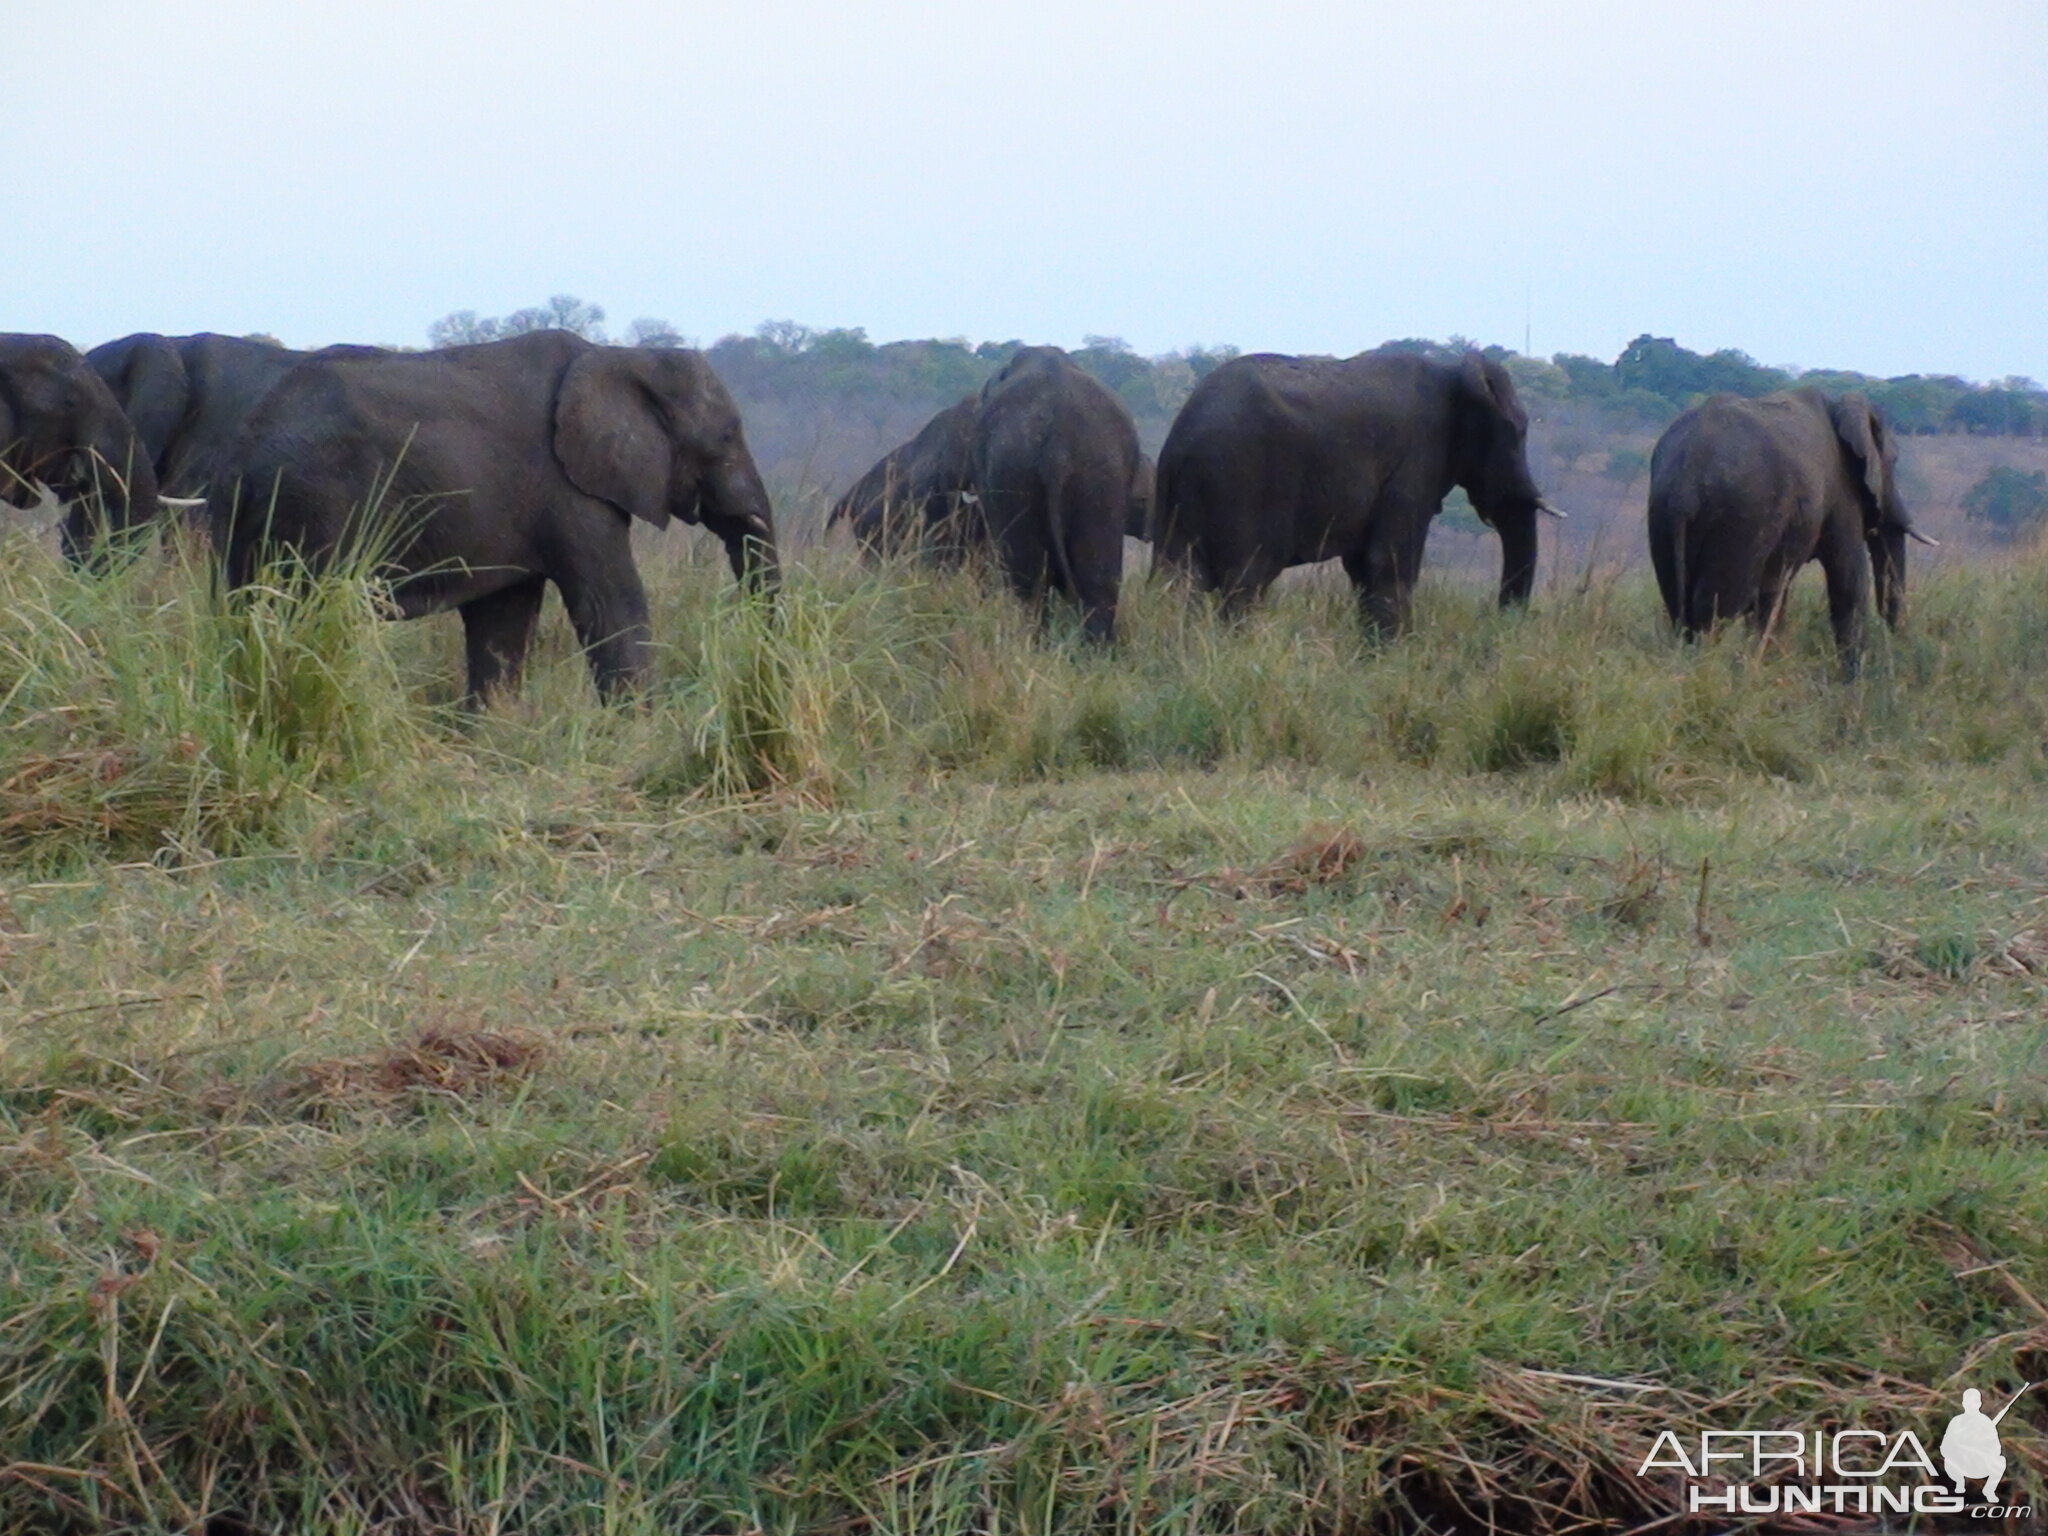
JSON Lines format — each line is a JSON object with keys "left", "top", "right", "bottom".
{"left": 552, "top": 346, "right": 779, "bottom": 590}
{"left": 1828, "top": 392, "right": 1932, "bottom": 630}
{"left": 1125, "top": 453, "right": 1157, "bottom": 540}
{"left": 86, "top": 333, "right": 191, "bottom": 478}
{"left": 0, "top": 333, "right": 162, "bottom": 560}
{"left": 1450, "top": 351, "right": 1554, "bottom": 606}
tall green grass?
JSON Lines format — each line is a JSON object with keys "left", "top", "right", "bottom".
{"left": 0, "top": 531, "right": 431, "bottom": 866}
{"left": 8, "top": 530, "right": 2048, "bottom": 863}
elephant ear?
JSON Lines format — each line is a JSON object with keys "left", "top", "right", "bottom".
{"left": 104, "top": 337, "right": 189, "bottom": 466}
{"left": 1457, "top": 350, "right": 1526, "bottom": 424}
{"left": 1828, "top": 394, "right": 1891, "bottom": 517}
{"left": 552, "top": 350, "right": 675, "bottom": 528}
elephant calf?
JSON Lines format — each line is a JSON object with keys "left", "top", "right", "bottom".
{"left": 218, "top": 330, "right": 778, "bottom": 703}
{"left": 1646, "top": 389, "right": 1934, "bottom": 678}
{"left": 0, "top": 332, "right": 164, "bottom": 560}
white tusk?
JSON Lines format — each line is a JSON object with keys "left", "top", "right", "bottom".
{"left": 160, "top": 495, "right": 209, "bottom": 510}
{"left": 1906, "top": 528, "right": 1939, "bottom": 548}
{"left": 1537, "top": 499, "right": 1568, "bottom": 520}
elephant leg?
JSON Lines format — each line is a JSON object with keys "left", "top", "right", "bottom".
{"left": 1648, "top": 522, "right": 1685, "bottom": 633}
{"left": 1817, "top": 518, "right": 1871, "bottom": 679}
{"left": 1344, "top": 527, "right": 1421, "bottom": 637}
{"left": 1209, "top": 545, "right": 1282, "bottom": 621}
{"left": 1070, "top": 556, "right": 1120, "bottom": 646}
{"left": 552, "top": 533, "right": 654, "bottom": 701}
{"left": 987, "top": 494, "right": 1052, "bottom": 616}
{"left": 460, "top": 576, "right": 547, "bottom": 706}
{"left": 1059, "top": 485, "right": 1123, "bottom": 646}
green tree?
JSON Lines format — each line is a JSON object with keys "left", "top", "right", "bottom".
{"left": 1962, "top": 465, "right": 2048, "bottom": 537}
{"left": 1951, "top": 385, "right": 2041, "bottom": 437}
{"left": 1866, "top": 375, "right": 1968, "bottom": 434}
{"left": 1614, "top": 334, "right": 1786, "bottom": 407}
{"left": 1552, "top": 353, "right": 1617, "bottom": 400}
{"left": 1501, "top": 354, "right": 1571, "bottom": 402}
{"left": 1182, "top": 344, "right": 1241, "bottom": 381}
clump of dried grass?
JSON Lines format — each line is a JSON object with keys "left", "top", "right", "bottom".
{"left": 294, "top": 1025, "right": 546, "bottom": 1107}
{"left": 1254, "top": 824, "right": 1371, "bottom": 895}
{"left": 1874, "top": 923, "right": 2048, "bottom": 985}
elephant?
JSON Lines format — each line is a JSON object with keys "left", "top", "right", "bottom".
{"left": 968, "top": 345, "right": 1142, "bottom": 644}
{"left": 86, "top": 332, "right": 333, "bottom": 525}
{"left": 1152, "top": 348, "right": 1560, "bottom": 632}
{"left": 826, "top": 394, "right": 979, "bottom": 559}
{"left": 0, "top": 332, "right": 164, "bottom": 560}
{"left": 217, "top": 329, "right": 778, "bottom": 703}
{"left": 1646, "top": 388, "right": 1933, "bottom": 678}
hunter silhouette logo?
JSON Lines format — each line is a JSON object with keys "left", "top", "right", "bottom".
{"left": 1942, "top": 1383, "right": 2029, "bottom": 1501}
{"left": 1637, "top": 1379, "right": 2036, "bottom": 1519}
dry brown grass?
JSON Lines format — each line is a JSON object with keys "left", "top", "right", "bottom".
{"left": 292, "top": 1023, "right": 547, "bottom": 1108}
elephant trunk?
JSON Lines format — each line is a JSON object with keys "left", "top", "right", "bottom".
{"left": 1493, "top": 504, "right": 1538, "bottom": 608}
{"left": 703, "top": 454, "right": 780, "bottom": 594}
{"left": 1869, "top": 525, "right": 1906, "bottom": 631}
{"left": 57, "top": 428, "right": 161, "bottom": 563}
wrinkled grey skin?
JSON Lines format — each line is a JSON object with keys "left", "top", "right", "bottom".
{"left": 86, "top": 333, "right": 326, "bottom": 528}
{"left": 1154, "top": 349, "right": 1547, "bottom": 632}
{"left": 970, "top": 346, "right": 1142, "bottom": 644}
{"left": 827, "top": 394, "right": 979, "bottom": 559}
{"left": 0, "top": 332, "right": 162, "bottom": 561}
{"left": 219, "top": 330, "right": 778, "bottom": 703}
{"left": 1647, "top": 389, "right": 1927, "bottom": 679}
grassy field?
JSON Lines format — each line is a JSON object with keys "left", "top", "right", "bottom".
{"left": 3, "top": 527, "right": 2047, "bottom": 1534}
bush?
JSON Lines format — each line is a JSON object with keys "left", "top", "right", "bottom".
{"left": 0, "top": 533, "right": 427, "bottom": 865}
{"left": 1962, "top": 465, "right": 2048, "bottom": 538}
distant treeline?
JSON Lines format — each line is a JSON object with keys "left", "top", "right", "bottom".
{"left": 427, "top": 299, "right": 2047, "bottom": 438}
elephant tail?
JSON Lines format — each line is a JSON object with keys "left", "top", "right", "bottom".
{"left": 1043, "top": 470, "right": 1084, "bottom": 604}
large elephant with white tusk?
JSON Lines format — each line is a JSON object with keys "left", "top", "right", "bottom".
{"left": 216, "top": 330, "right": 778, "bottom": 704}
{"left": 1153, "top": 347, "right": 1561, "bottom": 633}
{"left": 0, "top": 332, "right": 165, "bottom": 560}
{"left": 1647, "top": 389, "right": 1935, "bottom": 678}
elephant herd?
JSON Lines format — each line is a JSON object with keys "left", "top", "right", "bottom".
{"left": 0, "top": 324, "right": 1936, "bottom": 703}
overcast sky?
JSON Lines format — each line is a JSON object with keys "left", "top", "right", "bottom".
{"left": 8, "top": 1, "right": 2042, "bottom": 381}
